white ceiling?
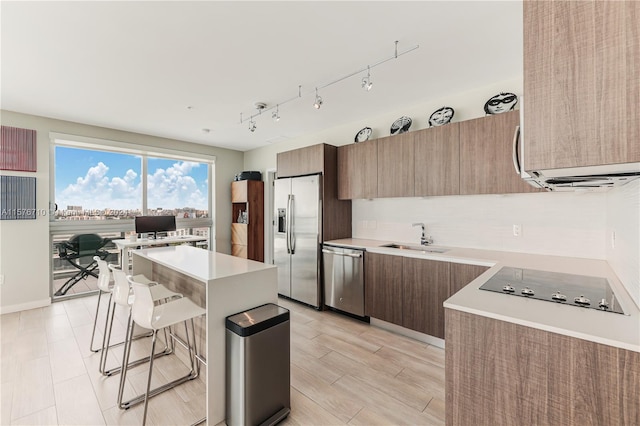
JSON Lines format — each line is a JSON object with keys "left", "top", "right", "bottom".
{"left": 1, "top": 1, "right": 523, "bottom": 152}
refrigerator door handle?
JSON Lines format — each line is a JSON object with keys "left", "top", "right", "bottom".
{"left": 289, "top": 194, "right": 296, "bottom": 254}
{"left": 285, "top": 194, "right": 291, "bottom": 254}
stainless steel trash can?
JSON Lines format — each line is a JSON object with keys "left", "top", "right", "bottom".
{"left": 226, "top": 303, "right": 290, "bottom": 426}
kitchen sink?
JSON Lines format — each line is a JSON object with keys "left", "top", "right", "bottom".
{"left": 380, "top": 243, "right": 449, "bottom": 253}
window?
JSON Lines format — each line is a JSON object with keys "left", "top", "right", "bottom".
{"left": 50, "top": 134, "right": 215, "bottom": 299}
{"left": 54, "top": 146, "right": 142, "bottom": 219}
{"left": 52, "top": 142, "right": 213, "bottom": 220}
{"left": 147, "top": 157, "right": 209, "bottom": 218}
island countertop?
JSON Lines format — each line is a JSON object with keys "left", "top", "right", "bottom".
{"left": 132, "top": 245, "right": 276, "bottom": 283}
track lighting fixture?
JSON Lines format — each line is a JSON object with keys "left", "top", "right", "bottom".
{"left": 361, "top": 66, "right": 373, "bottom": 91}
{"left": 238, "top": 41, "right": 419, "bottom": 130}
{"left": 313, "top": 88, "right": 323, "bottom": 109}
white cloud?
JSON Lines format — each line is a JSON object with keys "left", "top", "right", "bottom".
{"left": 58, "top": 162, "right": 141, "bottom": 210}
{"left": 147, "top": 162, "right": 206, "bottom": 210}
{"left": 57, "top": 160, "right": 207, "bottom": 211}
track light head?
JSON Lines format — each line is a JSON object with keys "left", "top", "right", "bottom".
{"left": 248, "top": 119, "right": 256, "bottom": 132}
{"left": 272, "top": 105, "right": 280, "bottom": 122}
{"left": 313, "top": 88, "right": 323, "bottom": 109}
{"left": 361, "top": 76, "right": 373, "bottom": 91}
{"left": 362, "top": 66, "right": 373, "bottom": 91}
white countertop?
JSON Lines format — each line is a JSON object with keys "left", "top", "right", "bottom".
{"left": 132, "top": 245, "right": 275, "bottom": 283}
{"left": 325, "top": 238, "right": 640, "bottom": 352}
{"left": 113, "top": 234, "right": 206, "bottom": 248}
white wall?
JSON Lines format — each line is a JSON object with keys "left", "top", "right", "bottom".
{"left": 0, "top": 110, "right": 244, "bottom": 313}
{"left": 606, "top": 180, "right": 640, "bottom": 309}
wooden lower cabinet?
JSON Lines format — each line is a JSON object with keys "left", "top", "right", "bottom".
{"left": 364, "top": 252, "right": 402, "bottom": 324}
{"left": 445, "top": 309, "right": 639, "bottom": 425}
{"left": 449, "top": 263, "right": 489, "bottom": 296}
{"left": 365, "top": 253, "right": 490, "bottom": 339}
{"left": 402, "top": 258, "right": 450, "bottom": 338}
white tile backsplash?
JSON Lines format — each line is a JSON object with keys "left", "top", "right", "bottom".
{"left": 353, "top": 191, "right": 608, "bottom": 258}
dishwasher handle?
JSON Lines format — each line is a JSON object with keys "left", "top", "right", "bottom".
{"left": 322, "top": 249, "right": 363, "bottom": 258}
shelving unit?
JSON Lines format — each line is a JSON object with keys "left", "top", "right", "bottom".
{"left": 231, "top": 179, "right": 264, "bottom": 262}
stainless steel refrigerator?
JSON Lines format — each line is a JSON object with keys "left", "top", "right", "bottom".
{"left": 274, "top": 174, "right": 322, "bottom": 308}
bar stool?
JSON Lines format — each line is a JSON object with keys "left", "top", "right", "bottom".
{"left": 121, "top": 275, "right": 205, "bottom": 425}
{"left": 99, "top": 267, "right": 182, "bottom": 377}
{"left": 89, "top": 256, "right": 114, "bottom": 353}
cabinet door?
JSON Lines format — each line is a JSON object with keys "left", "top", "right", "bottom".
{"left": 364, "top": 252, "right": 402, "bottom": 325}
{"left": 277, "top": 144, "right": 325, "bottom": 178}
{"left": 449, "top": 263, "right": 489, "bottom": 296}
{"left": 231, "top": 180, "right": 248, "bottom": 203}
{"left": 460, "top": 111, "right": 539, "bottom": 195}
{"left": 337, "top": 140, "right": 378, "bottom": 200}
{"left": 523, "top": 1, "right": 640, "bottom": 170}
{"left": 377, "top": 133, "right": 415, "bottom": 198}
{"left": 414, "top": 124, "right": 460, "bottom": 196}
{"left": 402, "top": 257, "right": 450, "bottom": 338}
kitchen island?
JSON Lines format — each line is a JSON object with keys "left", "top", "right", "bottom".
{"left": 131, "top": 245, "right": 278, "bottom": 425}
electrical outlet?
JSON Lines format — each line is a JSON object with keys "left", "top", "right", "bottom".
{"left": 513, "top": 224, "right": 522, "bottom": 237}
{"left": 611, "top": 230, "right": 616, "bottom": 249}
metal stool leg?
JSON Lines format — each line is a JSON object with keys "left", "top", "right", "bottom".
{"left": 142, "top": 330, "right": 159, "bottom": 426}
{"left": 120, "top": 320, "right": 199, "bottom": 410}
{"left": 89, "top": 290, "right": 107, "bottom": 352}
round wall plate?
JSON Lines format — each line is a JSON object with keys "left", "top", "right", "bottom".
{"left": 354, "top": 127, "right": 372, "bottom": 142}
{"left": 390, "top": 116, "right": 412, "bottom": 135}
{"left": 428, "top": 106, "right": 455, "bottom": 127}
{"left": 484, "top": 92, "right": 518, "bottom": 115}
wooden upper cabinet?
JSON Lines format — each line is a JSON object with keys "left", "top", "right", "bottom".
{"left": 377, "top": 133, "right": 415, "bottom": 198}
{"left": 402, "top": 257, "right": 450, "bottom": 339}
{"left": 277, "top": 144, "right": 326, "bottom": 178}
{"left": 364, "top": 252, "right": 403, "bottom": 325}
{"left": 337, "top": 140, "right": 378, "bottom": 200}
{"left": 523, "top": 1, "right": 640, "bottom": 171}
{"left": 459, "top": 111, "right": 539, "bottom": 195}
{"left": 414, "top": 124, "right": 460, "bottom": 196}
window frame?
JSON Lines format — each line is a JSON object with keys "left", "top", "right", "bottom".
{"left": 49, "top": 132, "right": 215, "bottom": 237}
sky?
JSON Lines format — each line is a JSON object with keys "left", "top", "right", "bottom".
{"left": 55, "top": 147, "right": 208, "bottom": 211}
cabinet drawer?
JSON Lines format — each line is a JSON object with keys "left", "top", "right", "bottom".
{"left": 231, "top": 223, "right": 248, "bottom": 245}
{"left": 231, "top": 244, "right": 247, "bottom": 258}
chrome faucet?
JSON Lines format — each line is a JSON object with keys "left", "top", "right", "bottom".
{"left": 412, "top": 223, "right": 433, "bottom": 246}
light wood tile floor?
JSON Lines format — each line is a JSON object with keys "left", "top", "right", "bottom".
{"left": 1, "top": 295, "right": 445, "bottom": 425}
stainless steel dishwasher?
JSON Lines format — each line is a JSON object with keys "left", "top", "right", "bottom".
{"left": 322, "top": 245, "right": 365, "bottom": 317}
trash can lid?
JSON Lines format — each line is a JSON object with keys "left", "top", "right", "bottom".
{"left": 225, "top": 303, "right": 290, "bottom": 337}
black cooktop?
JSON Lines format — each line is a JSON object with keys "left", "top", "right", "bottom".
{"left": 479, "top": 267, "right": 626, "bottom": 315}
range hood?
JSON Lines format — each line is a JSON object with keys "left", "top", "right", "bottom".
{"left": 522, "top": 162, "right": 640, "bottom": 192}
